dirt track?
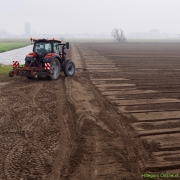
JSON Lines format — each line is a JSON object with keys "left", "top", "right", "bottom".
{"left": 1, "top": 42, "right": 180, "bottom": 180}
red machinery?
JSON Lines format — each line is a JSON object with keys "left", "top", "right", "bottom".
{"left": 9, "top": 38, "right": 75, "bottom": 80}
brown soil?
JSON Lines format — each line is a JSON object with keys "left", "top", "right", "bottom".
{"left": 1, "top": 42, "right": 180, "bottom": 180}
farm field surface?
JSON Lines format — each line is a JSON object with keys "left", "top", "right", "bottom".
{"left": 0, "top": 42, "right": 180, "bottom": 179}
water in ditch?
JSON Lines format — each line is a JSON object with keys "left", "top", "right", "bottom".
{"left": 0, "top": 45, "right": 33, "bottom": 65}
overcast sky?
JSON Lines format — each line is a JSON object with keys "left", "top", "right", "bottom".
{"left": 0, "top": 0, "right": 180, "bottom": 35}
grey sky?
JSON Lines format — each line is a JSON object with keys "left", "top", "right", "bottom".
{"left": 0, "top": 0, "right": 180, "bottom": 35}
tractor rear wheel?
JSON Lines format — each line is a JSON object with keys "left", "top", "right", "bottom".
{"left": 49, "top": 58, "right": 61, "bottom": 80}
{"left": 64, "top": 61, "right": 75, "bottom": 76}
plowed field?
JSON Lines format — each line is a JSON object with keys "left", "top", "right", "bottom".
{"left": 0, "top": 42, "right": 180, "bottom": 180}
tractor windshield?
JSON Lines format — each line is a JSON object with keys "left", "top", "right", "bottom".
{"left": 34, "top": 42, "right": 52, "bottom": 56}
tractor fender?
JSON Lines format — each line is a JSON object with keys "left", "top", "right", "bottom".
{"left": 25, "top": 56, "right": 34, "bottom": 62}
{"left": 25, "top": 52, "right": 37, "bottom": 62}
{"left": 43, "top": 53, "right": 60, "bottom": 63}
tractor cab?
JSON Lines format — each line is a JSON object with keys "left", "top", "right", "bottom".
{"left": 33, "top": 40, "right": 61, "bottom": 57}
{"left": 25, "top": 38, "right": 69, "bottom": 66}
{"left": 28, "top": 39, "right": 63, "bottom": 62}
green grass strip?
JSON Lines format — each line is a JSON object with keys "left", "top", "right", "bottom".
{"left": 0, "top": 42, "right": 29, "bottom": 53}
{"left": 0, "top": 64, "right": 12, "bottom": 76}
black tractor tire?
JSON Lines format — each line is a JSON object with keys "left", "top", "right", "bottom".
{"left": 9, "top": 71, "right": 14, "bottom": 77}
{"left": 25, "top": 61, "right": 34, "bottom": 79}
{"left": 49, "top": 58, "right": 61, "bottom": 80}
{"left": 64, "top": 61, "right": 75, "bottom": 76}
{"left": 62, "top": 58, "right": 69, "bottom": 67}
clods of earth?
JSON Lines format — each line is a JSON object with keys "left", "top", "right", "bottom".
{"left": 1, "top": 42, "right": 180, "bottom": 180}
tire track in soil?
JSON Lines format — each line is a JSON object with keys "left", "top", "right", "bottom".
{"left": 59, "top": 43, "right": 141, "bottom": 179}
{"left": 32, "top": 83, "right": 43, "bottom": 109}
{"left": 0, "top": 80, "right": 47, "bottom": 179}
{"left": 0, "top": 78, "right": 71, "bottom": 180}
{"left": 50, "top": 78, "right": 72, "bottom": 180}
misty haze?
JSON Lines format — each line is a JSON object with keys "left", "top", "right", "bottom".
{"left": 0, "top": 0, "right": 180, "bottom": 39}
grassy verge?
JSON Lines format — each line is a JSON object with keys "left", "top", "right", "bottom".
{"left": 0, "top": 64, "right": 12, "bottom": 76}
{"left": 0, "top": 42, "right": 29, "bottom": 53}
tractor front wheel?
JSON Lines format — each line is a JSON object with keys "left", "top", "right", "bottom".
{"left": 64, "top": 61, "right": 75, "bottom": 76}
{"left": 49, "top": 58, "right": 61, "bottom": 80}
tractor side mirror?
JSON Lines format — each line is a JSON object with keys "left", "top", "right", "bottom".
{"left": 66, "top": 42, "right": 69, "bottom": 49}
{"left": 30, "top": 37, "right": 32, "bottom": 44}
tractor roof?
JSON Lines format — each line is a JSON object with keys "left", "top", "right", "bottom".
{"left": 31, "top": 38, "right": 61, "bottom": 43}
